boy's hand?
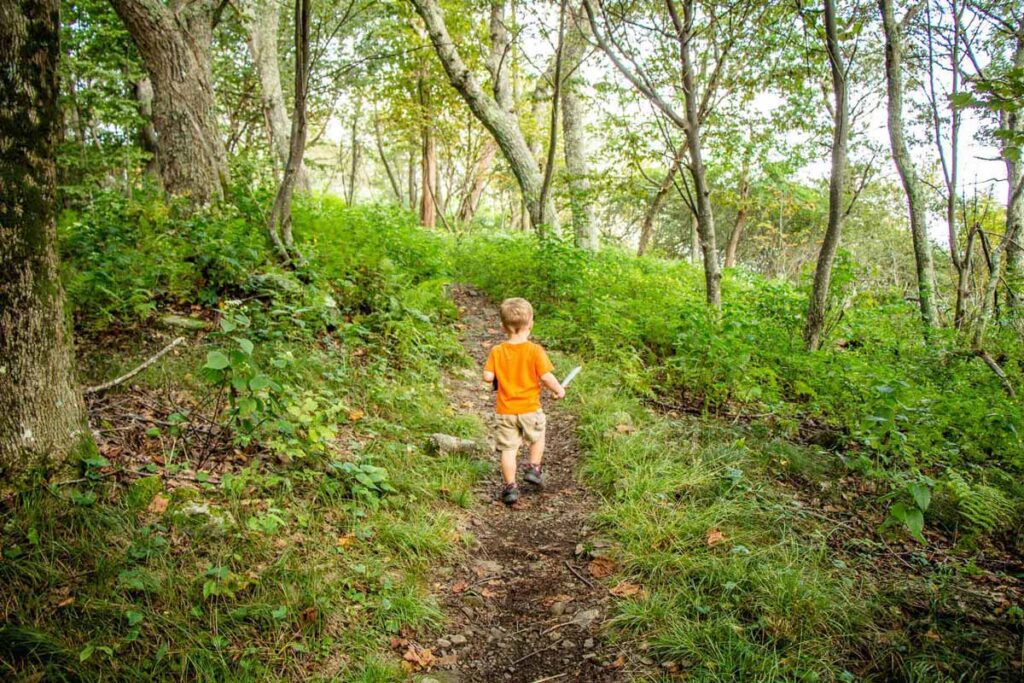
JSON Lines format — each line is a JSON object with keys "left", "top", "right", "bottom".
{"left": 554, "top": 387, "right": 566, "bottom": 400}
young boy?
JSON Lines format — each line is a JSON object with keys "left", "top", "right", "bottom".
{"left": 482, "top": 297, "right": 565, "bottom": 505}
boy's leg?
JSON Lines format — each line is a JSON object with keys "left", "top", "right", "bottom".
{"left": 495, "top": 415, "right": 522, "bottom": 485}
{"left": 500, "top": 449, "right": 518, "bottom": 484}
{"left": 527, "top": 437, "right": 545, "bottom": 467}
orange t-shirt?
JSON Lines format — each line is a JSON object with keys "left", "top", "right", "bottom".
{"left": 485, "top": 341, "right": 555, "bottom": 415}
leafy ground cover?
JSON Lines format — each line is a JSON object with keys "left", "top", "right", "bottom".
{"left": 2, "top": 196, "right": 486, "bottom": 681}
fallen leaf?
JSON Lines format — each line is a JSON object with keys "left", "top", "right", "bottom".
{"left": 57, "top": 597, "right": 76, "bottom": 608}
{"left": 147, "top": 494, "right": 169, "bottom": 514}
{"left": 348, "top": 409, "right": 364, "bottom": 422}
{"left": 451, "top": 580, "right": 468, "bottom": 594}
{"left": 301, "top": 607, "right": 318, "bottom": 624}
{"left": 481, "top": 587, "right": 500, "bottom": 598}
{"left": 609, "top": 581, "right": 643, "bottom": 597}
{"left": 615, "top": 423, "right": 635, "bottom": 434}
{"left": 706, "top": 528, "right": 726, "bottom": 546}
{"left": 608, "top": 655, "right": 626, "bottom": 669}
{"left": 402, "top": 644, "right": 435, "bottom": 670}
{"left": 588, "top": 556, "right": 617, "bottom": 578}
{"left": 337, "top": 534, "right": 357, "bottom": 548}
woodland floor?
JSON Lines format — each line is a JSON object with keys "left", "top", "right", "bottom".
{"left": 419, "top": 286, "right": 643, "bottom": 683}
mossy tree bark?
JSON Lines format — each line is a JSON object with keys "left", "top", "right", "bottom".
{"left": 1, "top": 0, "right": 92, "bottom": 491}
{"left": 109, "top": 0, "right": 229, "bottom": 203}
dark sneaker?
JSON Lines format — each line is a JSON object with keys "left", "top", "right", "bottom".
{"left": 501, "top": 483, "right": 520, "bottom": 506}
{"left": 523, "top": 465, "right": 544, "bottom": 487}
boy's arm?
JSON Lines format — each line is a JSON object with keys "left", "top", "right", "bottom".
{"left": 541, "top": 372, "right": 565, "bottom": 400}
{"left": 483, "top": 349, "right": 496, "bottom": 383}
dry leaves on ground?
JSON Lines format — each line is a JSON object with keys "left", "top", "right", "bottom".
{"left": 609, "top": 581, "right": 643, "bottom": 597}
{"left": 706, "top": 528, "right": 725, "bottom": 546}
{"left": 588, "top": 556, "right": 617, "bottom": 578}
{"left": 401, "top": 644, "right": 435, "bottom": 672}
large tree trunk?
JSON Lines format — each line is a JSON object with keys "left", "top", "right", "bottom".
{"left": 239, "top": 0, "right": 309, "bottom": 189}
{"left": 880, "top": 0, "right": 937, "bottom": 330}
{"left": 109, "top": 0, "right": 228, "bottom": 203}
{"left": 804, "top": 0, "right": 849, "bottom": 351}
{"left": 411, "top": 0, "right": 557, "bottom": 232}
{"left": 637, "top": 145, "right": 684, "bottom": 256}
{"left": 670, "top": 0, "right": 721, "bottom": 307}
{"left": 1, "top": 0, "right": 92, "bottom": 491}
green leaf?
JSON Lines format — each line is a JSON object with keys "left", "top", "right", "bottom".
{"left": 145, "top": 427, "right": 161, "bottom": 438}
{"left": 909, "top": 483, "right": 931, "bottom": 512}
{"left": 892, "top": 502, "right": 926, "bottom": 543}
{"left": 80, "top": 645, "right": 95, "bottom": 662}
{"left": 235, "top": 337, "right": 254, "bottom": 355}
{"left": 219, "top": 318, "right": 237, "bottom": 333}
{"left": 249, "top": 375, "right": 273, "bottom": 391}
{"left": 125, "top": 610, "right": 144, "bottom": 626}
{"left": 271, "top": 606, "right": 288, "bottom": 620}
{"left": 205, "top": 351, "right": 230, "bottom": 370}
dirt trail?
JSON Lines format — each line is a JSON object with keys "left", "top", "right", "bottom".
{"left": 425, "top": 286, "right": 630, "bottom": 682}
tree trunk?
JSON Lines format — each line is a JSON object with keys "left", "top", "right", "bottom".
{"left": 374, "top": 116, "right": 404, "bottom": 204}
{"left": 561, "top": 4, "right": 596, "bottom": 250}
{"left": 419, "top": 87, "right": 438, "bottom": 228}
{"left": 346, "top": 99, "right": 361, "bottom": 205}
{"left": 671, "top": 0, "right": 720, "bottom": 307}
{"left": 267, "top": 0, "right": 310, "bottom": 258}
{"left": 239, "top": 0, "right": 309, "bottom": 189}
{"left": 132, "top": 77, "right": 161, "bottom": 181}
{"left": 689, "top": 211, "right": 700, "bottom": 264}
{"left": 411, "top": 0, "right": 557, "bottom": 232}
{"left": 1003, "top": 27, "right": 1024, "bottom": 312}
{"left": 637, "top": 145, "right": 684, "bottom": 256}
{"left": 880, "top": 0, "right": 937, "bottom": 330}
{"left": 724, "top": 166, "right": 749, "bottom": 268}
{"left": 109, "top": 0, "right": 229, "bottom": 203}
{"left": 456, "top": 0, "right": 513, "bottom": 224}
{"left": 1, "top": 0, "right": 92, "bottom": 491}
{"left": 804, "top": 0, "right": 849, "bottom": 351}
{"left": 407, "top": 149, "right": 418, "bottom": 212}
{"left": 457, "top": 138, "right": 497, "bottom": 222}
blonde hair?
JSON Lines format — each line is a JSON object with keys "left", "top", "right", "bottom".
{"left": 499, "top": 297, "right": 533, "bottom": 333}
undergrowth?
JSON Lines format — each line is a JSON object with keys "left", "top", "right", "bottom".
{"left": 1, "top": 195, "right": 485, "bottom": 681}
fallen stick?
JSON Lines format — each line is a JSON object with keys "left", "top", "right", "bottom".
{"left": 85, "top": 337, "right": 185, "bottom": 395}
{"left": 975, "top": 348, "right": 1016, "bottom": 398}
{"left": 564, "top": 560, "right": 597, "bottom": 589}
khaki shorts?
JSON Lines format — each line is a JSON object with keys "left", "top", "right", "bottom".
{"left": 494, "top": 410, "right": 546, "bottom": 451}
